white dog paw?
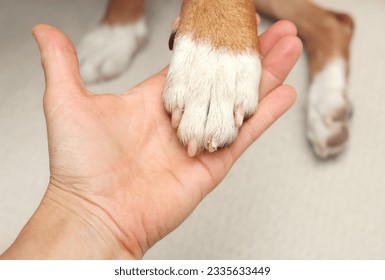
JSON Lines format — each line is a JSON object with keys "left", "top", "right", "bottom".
{"left": 164, "top": 36, "right": 261, "bottom": 156}
{"left": 77, "top": 18, "right": 147, "bottom": 84}
{"left": 307, "top": 57, "right": 352, "bottom": 158}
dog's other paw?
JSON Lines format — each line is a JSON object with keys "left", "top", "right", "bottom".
{"left": 77, "top": 18, "right": 147, "bottom": 84}
{"left": 307, "top": 57, "right": 352, "bottom": 159}
{"left": 164, "top": 36, "right": 261, "bottom": 157}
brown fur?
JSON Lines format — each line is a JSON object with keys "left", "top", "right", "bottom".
{"left": 103, "top": 0, "right": 144, "bottom": 24}
{"left": 177, "top": 0, "right": 259, "bottom": 54}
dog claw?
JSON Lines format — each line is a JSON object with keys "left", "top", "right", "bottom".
{"left": 171, "top": 108, "right": 183, "bottom": 128}
{"left": 207, "top": 139, "right": 218, "bottom": 153}
{"left": 187, "top": 138, "right": 199, "bottom": 157}
{"left": 234, "top": 106, "right": 245, "bottom": 128}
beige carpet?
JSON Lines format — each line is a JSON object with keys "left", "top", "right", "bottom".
{"left": 1, "top": 0, "right": 385, "bottom": 259}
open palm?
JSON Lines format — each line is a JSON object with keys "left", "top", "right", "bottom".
{"left": 33, "top": 22, "right": 302, "bottom": 258}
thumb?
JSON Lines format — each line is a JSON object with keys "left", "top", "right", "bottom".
{"left": 32, "top": 24, "right": 85, "bottom": 98}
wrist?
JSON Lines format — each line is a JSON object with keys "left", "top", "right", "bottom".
{"left": 1, "top": 184, "right": 139, "bottom": 259}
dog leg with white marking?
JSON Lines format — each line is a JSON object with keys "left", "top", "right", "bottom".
{"left": 77, "top": 0, "right": 147, "bottom": 83}
{"left": 254, "top": 0, "right": 354, "bottom": 158}
{"left": 164, "top": 0, "right": 261, "bottom": 157}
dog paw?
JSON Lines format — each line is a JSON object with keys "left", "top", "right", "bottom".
{"left": 77, "top": 18, "right": 147, "bottom": 84}
{"left": 307, "top": 57, "right": 352, "bottom": 158}
{"left": 164, "top": 36, "right": 261, "bottom": 156}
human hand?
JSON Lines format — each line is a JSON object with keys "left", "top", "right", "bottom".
{"left": 2, "top": 21, "right": 301, "bottom": 259}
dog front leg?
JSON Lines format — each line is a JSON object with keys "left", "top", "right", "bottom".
{"left": 164, "top": 0, "right": 262, "bottom": 156}
{"left": 255, "top": 0, "right": 354, "bottom": 158}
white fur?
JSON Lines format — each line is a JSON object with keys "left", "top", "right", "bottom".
{"left": 164, "top": 36, "right": 261, "bottom": 153}
{"left": 307, "top": 57, "right": 350, "bottom": 158}
{"left": 77, "top": 18, "right": 147, "bottom": 84}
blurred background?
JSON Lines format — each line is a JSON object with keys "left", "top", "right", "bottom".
{"left": 1, "top": 0, "right": 385, "bottom": 259}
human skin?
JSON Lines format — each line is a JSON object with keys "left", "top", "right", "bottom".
{"left": 0, "top": 21, "right": 302, "bottom": 259}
